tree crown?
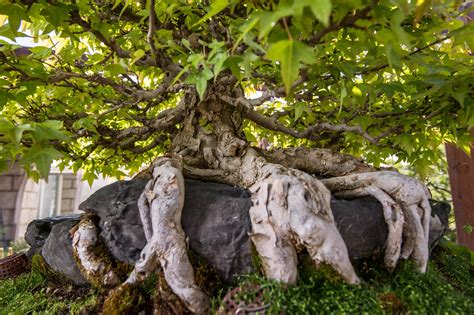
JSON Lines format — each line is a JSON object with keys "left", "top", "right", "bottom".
{"left": 0, "top": 0, "right": 472, "bottom": 182}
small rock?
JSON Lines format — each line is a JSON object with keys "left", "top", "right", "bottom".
{"left": 41, "top": 219, "right": 87, "bottom": 285}
{"left": 25, "top": 215, "right": 81, "bottom": 258}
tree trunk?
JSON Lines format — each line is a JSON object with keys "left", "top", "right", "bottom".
{"left": 74, "top": 77, "right": 433, "bottom": 314}
{"left": 445, "top": 128, "right": 474, "bottom": 250}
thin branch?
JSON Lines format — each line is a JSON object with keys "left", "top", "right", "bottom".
{"left": 131, "top": 135, "right": 167, "bottom": 154}
{"left": 246, "top": 109, "right": 378, "bottom": 144}
{"left": 359, "top": 35, "right": 453, "bottom": 75}
{"left": 147, "top": 0, "right": 159, "bottom": 65}
{"left": 308, "top": 6, "right": 373, "bottom": 45}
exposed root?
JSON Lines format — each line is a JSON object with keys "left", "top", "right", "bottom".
{"left": 321, "top": 171, "right": 431, "bottom": 272}
{"left": 249, "top": 163, "right": 360, "bottom": 285}
{"left": 125, "top": 155, "right": 210, "bottom": 314}
{"left": 71, "top": 217, "right": 120, "bottom": 288}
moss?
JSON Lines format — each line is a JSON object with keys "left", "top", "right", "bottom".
{"left": 214, "top": 242, "right": 474, "bottom": 314}
{"left": 250, "top": 242, "right": 264, "bottom": 275}
{"left": 298, "top": 251, "right": 346, "bottom": 284}
{"left": 113, "top": 260, "right": 134, "bottom": 281}
{"left": 72, "top": 215, "right": 133, "bottom": 288}
{"left": 432, "top": 241, "right": 474, "bottom": 296}
{"left": 72, "top": 238, "right": 118, "bottom": 288}
{"left": 0, "top": 268, "right": 97, "bottom": 313}
{"left": 5, "top": 238, "right": 474, "bottom": 314}
{"left": 378, "top": 291, "right": 407, "bottom": 314}
{"left": 153, "top": 269, "right": 189, "bottom": 315}
{"left": 103, "top": 283, "right": 144, "bottom": 315}
{"left": 188, "top": 250, "right": 224, "bottom": 296}
{"left": 30, "top": 253, "right": 74, "bottom": 286}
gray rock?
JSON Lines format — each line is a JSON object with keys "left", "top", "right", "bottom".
{"left": 331, "top": 197, "right": 388, "bottom": 259}
{"left": 27, "top": 178, "right": 449, "bottom": 285}
{"left": 427, "top": 199, "right": 451, "bottom": 248}
{"left": 332, "top": 197, "right": 450, "bottom": 259}
{"left": 41, "top": 219, "right": 87, "bottom": 285}
{"left": 25, "top": 215, "right": 81, "bottom": 259}
{"left": 78, "top": 179, "right": 149, "bottom": 264}
{"left": 181, "top": 179, "right": 254, "bottom": 281}
{"left": 79, "top": 179, "right": 450, "bottom": 282}
{"left": 78, "top": 179, "right": 254, "bottom": 281}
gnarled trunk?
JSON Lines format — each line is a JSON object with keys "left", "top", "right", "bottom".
{"left": 75, "top": 78, "right": 432, "bottom": 314}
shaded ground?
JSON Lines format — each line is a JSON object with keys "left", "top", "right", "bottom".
{"left": 0, "top": 240, "right": 473, "bottom": 314}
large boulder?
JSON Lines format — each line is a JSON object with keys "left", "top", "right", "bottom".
{"left": 27, "top": 178, "right": 450, "bottom": 285}
{"left": 78, "top": 179, "right": 254, "bottom": 282}
{"left": 78, "top": 179, "right": 450, "bottom": 282}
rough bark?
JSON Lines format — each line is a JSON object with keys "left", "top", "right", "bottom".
{"left": 166, "top": 82, "right": 362, "bottom": 286}
{"left": 259, "top": 147, "right": 376, "bottom": 178}
{"left": 125, "top": 155, "right": 209, "bottom": 314}
{"left": 71, "top": 217, "right": 120, "bottom": 287}
{"left": 248, "top": 163, "right": 360, "bottom": 284}
{"left": 91, "top": 80, "right": 433, "bottom": 313}
{"left": 321, "top": 172, "right": 431, "bottom": 272}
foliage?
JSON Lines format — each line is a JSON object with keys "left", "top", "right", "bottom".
{"left": 0, "top": 0, "right": 472, "bottom": 180}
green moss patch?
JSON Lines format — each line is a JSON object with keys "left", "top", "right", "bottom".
{"left": 214, "top": 242, "right": 474, "bottom": 314}
{"left": 1, "top": 240, "right": 473, "bottom": 314}
{"left": 0, "top": 269, "right": 97, "bottom": 314}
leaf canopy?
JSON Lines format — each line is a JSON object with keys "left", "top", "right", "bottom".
{"left": 0, "top": 0, "right": 472, "bottom": 180}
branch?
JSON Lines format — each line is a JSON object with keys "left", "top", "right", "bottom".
{"left": 49, "top": 71, "right": 134, "bottom": 94}
{"left": 359, "top": 35, "right": 453, "bottom": 75}
{"left": 69, "top": 9, "right": 131, "bottom": 59}
{"left": 246, "top": 110, "right": 379, "bottom": 144}
{"left": 308, "top": 5, "right": 373, "bottom": 45}
{"left": 147, "top": 0, "right": 159, "bottom": 65}
{"left": 257, "top": 147, "right": 376, "bottom": 177}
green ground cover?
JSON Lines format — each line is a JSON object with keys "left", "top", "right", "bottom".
{"left": 1, "top": 240, "right": 473, "bottom": 314}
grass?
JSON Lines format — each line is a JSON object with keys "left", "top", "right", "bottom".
{"left": 0, "top": 240, "right": 473, "bottom": 314}
{"left": 0, "top": 271, "right": 98, "bottom": 314}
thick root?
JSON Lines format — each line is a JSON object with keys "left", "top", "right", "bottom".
{"left": 321, "top": 171, "right": 431, "bottom": 272}
{"left": 249, "top": 163, "right": 360, "bottom": 285}
{"left": 125, "top": 155, "right": 209, "bottom": 314}
{"left": 71, "top": 217, "right": 120, "bottom": 288}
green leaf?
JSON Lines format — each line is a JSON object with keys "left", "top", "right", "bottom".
{"left": 185, "top": 68, "right": 214, "bottom": 99}
{"left": 225, "top": 56, "right": 243, "bottom": 80}
{"left": 82, "top": 170, "right": 98, "bottom": 187}
{"left": 233, "top": 17, "right": 259, "bottom": 52}
{"left": 0, "top": 90, "right": 12, "bottom": 109}
{"left": 73, "top": 117, "right": 97, "bottom": 133}
{"left": 305, "top": 0, "right": 332, "bottom": 27}
{"left": 210, "top": 52, "right": 228, "bottom": 78}
{"left": 294, "top": 102, "right": 306, "bottom": 121}
{"left": 21, "top": 146, "right": 63, "bottom": 178}
{"left": 105, "top": 63, "right": 126, "bottom": 76}
{"left": 266, "top": 40, "right": 314, "bottom": 94}
{"left": 192, "top": 0, "right": 228, "bottom": 27}
{"left": 131, "top": 49, "right": 145, "bottom": 65}
{"left": 0, "top": 119, "right": 33, "bottom": 144}
{"left": 32, "top": 120, "right": 69, "bottom": 142}
{"left": 414, "top": 0, "right": 431, "bottom": 25}
{"left": 29, "top": 46, "right": 53, "bottom": 59}
{"left": 0, "top": 4, "right": 26, "bottom": 35}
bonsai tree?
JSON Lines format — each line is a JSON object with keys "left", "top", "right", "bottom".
{"left": 0, "top": 0, "right": 472, "bottom": 312}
